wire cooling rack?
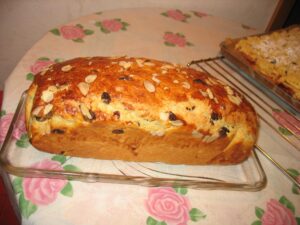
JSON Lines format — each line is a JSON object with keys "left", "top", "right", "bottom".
{"left": 188, "top": 56, "right": 300, "bottom": 188}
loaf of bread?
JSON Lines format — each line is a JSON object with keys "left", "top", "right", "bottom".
{"left": 25, "top": 56, "right": 258, "bottom": 165}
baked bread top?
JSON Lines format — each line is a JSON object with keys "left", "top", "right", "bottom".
{"left": 26, "top": 56, "right": 258, "bottom": 153}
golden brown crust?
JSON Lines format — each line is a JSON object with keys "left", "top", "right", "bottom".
{"left": 25, "top": 56, "right": 258, "bottom": 165}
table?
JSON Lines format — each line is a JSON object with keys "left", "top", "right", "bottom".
{"left": 1, "top": 7, "right": 300, "bottom": 225}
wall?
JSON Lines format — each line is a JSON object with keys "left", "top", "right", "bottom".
{"left": 0, "top": 0, "right": 279, "bottom": 88}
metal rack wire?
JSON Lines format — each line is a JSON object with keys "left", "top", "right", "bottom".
{"left": 188, "top": 56, "right": 300, "bottom": 151}
{"left": 188, "top": 57, "right": 300, "bottom": 188}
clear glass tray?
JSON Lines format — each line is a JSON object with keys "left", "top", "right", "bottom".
{"left": 0, "top": 92, "right": 267, "bottom": 191}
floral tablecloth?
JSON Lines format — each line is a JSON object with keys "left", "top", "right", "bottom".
{"left": 1, "top": 8, "right": 300, "bottom": 225}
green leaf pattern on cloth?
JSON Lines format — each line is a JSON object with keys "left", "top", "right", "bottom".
{"left": 52, "top": 155, "right": 67, "bottom": 164}
{"left": 251, "top": 221, "right": 262, "bottom": 225}
{"left": 61, "top": 182, "right": 74, "bottom": 197}
{"left": 63, "top": 164, "right": 81, "bottom": 172}
{"left": 278, "top": 126, "right": 293, "bottom": 136}
{"left": 255, "top": 207, "right": 265, "bottom": 219}
{"left": 12, "top": 156, "right": 80, "bottom": 218}
{"left": 19, "top": 193, "right": 38, "bottom": 219}
{"left": 287, "top": 168, "right": 300, "bottom": 195}
{"left": 279, "top": 196, "right": 296, "bottom": 214}
{"left": 26, "top": 73, "right": 34, "bottom": 81}
{"left": 16, "top": 133, "right": 29, "bottom": 148}
{"left": 173, "top": 186, "right": 188, "bottom": 195}
{"left": 50, "top": 28, "right": 60, "bottom": 36}
{"left": 146, "top": 217, "right": 167, "bottom": 225}
{"left": 189, "top": 208, "right": 206, "bottom": 221}
{"left": 0, "top": 110, "right": 6, "bottom": 117}
{"left": 252, "top": 196, "right": 299, "bottom": 225}
{"left": 12, "top": 177, "right": 23, "bottom": 194}
{"left": 37, "top": 57, "right": 51, "bottom": 61}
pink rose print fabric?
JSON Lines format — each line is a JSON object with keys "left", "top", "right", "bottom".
{"left": 0, "top": 113, "right": 26, "bottom": 143}
{"left": 262, "top": 199, "right": 297, "bottom": 225}
{"left": 60, "top": 25, "right": 85, "bottom": 40}
{"left": 145, "top": 187, "right": 206, "bottom": 225}
{"left": 161, "top": 9, "right": 191, "bottom": 22}
{"left": 30, "top": 60, "right": 54, "bottom": 75}
{"left": 163, "top": 32, "right": 193, "bottom": 47}
{"left": 13, "top": 155, "right": 80, "bottom": 218}
{"left": 95, "top": 18, "right": 129, "bottom": 33}
{"left": 272, "top": 110, "right": 300, "bottom": 136}
{"left": 101, "top": 19, "right": 123, "bottom": 32}
{"left": 50, "top": 24, "right": 94, "bottom": 42}
{"left": 23, "top": 159, "right": 67, "bottom": 205}
{"left": 252, "top": 196, "right": 300, "bottom": 225}
{"left": 146, "top": 188, "right": 191, "bottom": 225}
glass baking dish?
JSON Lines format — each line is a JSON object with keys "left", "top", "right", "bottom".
{"left": 0, "top": 91, "right": 267, "bottom": 191}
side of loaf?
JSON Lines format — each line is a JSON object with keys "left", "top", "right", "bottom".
{"left": 25, "top": 56, "right": 258, "bottom": 165}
